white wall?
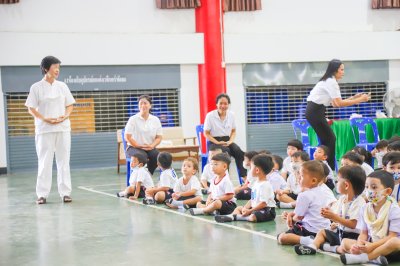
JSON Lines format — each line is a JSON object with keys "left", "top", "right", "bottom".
{"left": 0, "top": 68, "right": 7, "bottom": 169}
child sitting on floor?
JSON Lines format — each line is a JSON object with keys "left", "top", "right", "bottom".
{"left": 276, "top": 151, "right": 309, "bottom": 209}
{"left": 268, "top": 155, "right": 287, "bottom": 195}
{"left": 200, "top": 146, "right": 223, "bottom": 194}
{"left": 339, "top": 170, "right": 400, "bottom": 265}
{"left": 383, "top": 152, "right": 400, "bottom": 204}
{"left": 143, "top": 152, "right": 177, "bottom": 205}
{"left": 277, "top": 161, "right": 334, "bottom": 246}
{"left": 166, "top": 157, "right": 202, "bottom": 209}
{"left": 189, "top": 153, "right": 237, "bottom": 216}
{"left": 372, "top": 140, "right": 389, "bottom": 170}
{"left": 117, "top": 153, "right": 154, "bottom": 200}
{"left": 313, "top": 145, "right": 335, "bottom": 190}
{"left": 294, "top": 165, "right": 366, "bottom": 256}
{"left": 234, "top": 151, "right": 259, "bottom": 200}
{"left": 281, "top": 139, "right": 304, "bottom": 179}
{"left": 214, "top": 154, "right": 276, "bottom": 223}
{"left": 352, "top": 146, "right": 374, "bottom": 176}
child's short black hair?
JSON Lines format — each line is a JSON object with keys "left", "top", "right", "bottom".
{"left": 41, "top": 56, "right": 61, "bottom": 75}
{"left": 132, "top": 153, "right": 147, "bottom": 166}
{"left": 287, "top": 139, "right": 304, "bottom": 151}
{"left": 388, "top": 135, "right": 400, "bottom": 144}
{"left": 209, "top": 145, "right": 223, "bottom": 152}
{"left": 301, "top": 161, "right": 325, "bottom": 182}
{"left": 211, "top": 153, "right": 231, "bottom": 168}
{"left": 352, "top": 146, "right": 373, "bottom": 165}
{"left": 317, "top": 145, "right": 330, "bottom": 159}
{"left": 291, "top": 151, "right": 310, "bottom": 161}
{"left": 368, "top": 170, "right": 395, "bottom": 191}
{"left": 157, "top": 152, "right": 173, "bottom": 169}
{"left": 244, "top": 151, "right": 259, "bottom": 161}
{"left": 257, "top": 149, "right": 272, "bottom": 155}
{"left": 383, "top": 151, "right": 400, "bottom": 166}
{"left": 342, "top": 151, "right": 363, "bottom": 165}
{"left": 216, "top": 93, "right": 231, "bottom": 104}
{"left": 252, "top": 154, "right": 273, "bottom": 175}
{"left": 271, "top": 155, "right": 283, "bottom": 170}
{"left": 388, "top": 140, "right": 400, "bottom": 152}
{"left": 375, "top": 140, "right": 389, "bottom": 150}
{"left": 320, "top": 162, "right": 330, "bottom": 177}
{"left": 338, "top": 165, "right": 366, "bottom": 196}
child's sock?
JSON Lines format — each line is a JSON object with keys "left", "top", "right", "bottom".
{"left": 189, "top": 208, "right": 204, "bottom": 216}
{"left": 321, "top": 243, "right": 338, "bottom": 253}
{"left": 171, "top": 199, "right": 184, "bottom": 207}
{"left": 235, "top": 215, "right": 249, "bottom": 221}
{"left": 117, "top": 191, "right": 126, "bottom": 197}
{"left": 340, "top": 253, "right": 369, "bottom": 265}
{"left": 299, "top": 236, "right": 314, "bottom": 246}
{"left": 368, "top": 256, "right": 389, "bottom": 266}
{"left": 279, "top": 202, "right": 294, "bottom": 209}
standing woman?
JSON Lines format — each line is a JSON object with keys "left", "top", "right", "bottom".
{"left": 306, "top": 59, "right": 370, "bottom": 170}
{"left": 125, "top": 95, "right": 163, "bottom": 175}
{"left": 204, "top": 93, "right": 247, "bottom": 179}
{"left": 25, "top": 56, "right": 75, "bottom": 204}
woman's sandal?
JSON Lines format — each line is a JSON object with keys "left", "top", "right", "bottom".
{"left": 36, "top": 197, "right": 46, "bottom": 204}
{"left": 63, "top": 196, "right": 72, "bottom": 203}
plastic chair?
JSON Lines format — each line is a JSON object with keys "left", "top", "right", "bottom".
{"left": 291, "top": 119, "right": 319, "bottom": 160}
{"left": 121, "top": 128, "right": 131, "bottom": 186}
{"left": 349, "top": 117, "right": 380, "bottom": 152}
{"left": 195, "top": 125, "right": 208, "bottom": 171}
{"left": 196, "top": 124, "right": 244, "bottom": 185}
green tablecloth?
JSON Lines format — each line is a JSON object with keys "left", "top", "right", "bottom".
{"left": 308, "top": 118, "right": 400, "bottom": 159}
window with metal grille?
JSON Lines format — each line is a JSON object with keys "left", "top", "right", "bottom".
{"left": 246, "top": 83, "right": 386, "bottom": 124}
{"left": 6, "top": 89, "right": 180, "bottom": 136}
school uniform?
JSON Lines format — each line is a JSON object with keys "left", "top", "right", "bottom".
{"left": 129, "top": 167, "right": 154, "bottom": 198}
{"left": 361, "top": 162, "right": 374, "bottom": 176}
{"left": 200, "top": 163, "right": 215, "bottom": 187}
{"left": 204, "top": 110, "right": 246, "bottom": 177}
{"left": 209, "top": 173, "right": 237, "bottom": 215}
{"left": 25, "top": 79, "right": 75, "bottom": 199}
{"left": 174, "top": 175, "right": 202, "bottom": 208}
{"left": 356, "top": 200, "right": 400, "bottom": 262}
{"left": 391, "top": 182, "right": 400, "bottom": 203}
{"left": 306, "top": 77, "right": 341, "bottom": 170}
{"left": 125, "top": 113, "right": 162, "bottom": 174}
{"left": 268, "top": 170, "right": 287, "bottom": 192}
{"left": 322, "top": 160, "right": 336, "bottom": 190}
{"left": 159, "top": 168, "right": 178, "bottom": 200}
{"left": 236, "top": 171, "right": 255, "bottom": 200}
{"left": 250, "top": 180, "right": 276, "bottom": 222}
{"left": 287, "top": 185, "right": 333, "bottom": 236}
{"left": 282, "top": 156, "right": 293, "bottom": 175}
{"left": 324, "top": 195, "right": 366, "bottom": 246}
{"left": 285, "top": 173, "right": 301, "bottom": 200}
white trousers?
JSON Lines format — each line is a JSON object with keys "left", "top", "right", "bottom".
{"left": 35, "top": 132, "right": 72, "bottom": 198}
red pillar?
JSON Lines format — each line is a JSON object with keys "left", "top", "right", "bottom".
{"left": 196, "top": 0, "right": 226, "bottom": 124}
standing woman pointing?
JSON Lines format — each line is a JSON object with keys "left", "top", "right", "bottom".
{"left": 305, "top": 59, "right": 370, "bottom": 170}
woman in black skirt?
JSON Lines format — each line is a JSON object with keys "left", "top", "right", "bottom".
{"left": 305, "top": 59, "right": 370, "bottom": 170}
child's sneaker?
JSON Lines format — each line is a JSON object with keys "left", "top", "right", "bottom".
{"left": 294, "top": 244, "right": 316, "bottom": 255}
{"left": 116, "top": 191, "right": 125, "bottom": 198}
{"left": 143, "top": 198, "right": 155, "bottom": 205}
{"left": 215, "top": 215, "right": 233, "bottom": 223}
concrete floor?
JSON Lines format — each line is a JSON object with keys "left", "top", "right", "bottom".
{"left": 0, "top": 166, "right": 397, "bottom": 266}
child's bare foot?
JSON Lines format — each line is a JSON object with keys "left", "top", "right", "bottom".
{"left": 128, "top": 196, "right": 137, "bottom": 200}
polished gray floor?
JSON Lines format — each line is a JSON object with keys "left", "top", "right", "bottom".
{"left": 0, "top": 167, "right": 396, "bottom": 266}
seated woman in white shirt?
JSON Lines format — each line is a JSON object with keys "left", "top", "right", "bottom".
{"left": 124, "top": 95, "right": 163, "bottom": 174}
{"left": 305, "top": 59, "right": 370, "bottom": 171}
{"left": 204, "top": 93, "right": 247, "bottom": 179}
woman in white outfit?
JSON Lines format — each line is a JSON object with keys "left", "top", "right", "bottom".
{"left": 25, "top": 56, "right": 75, "bottom": 204}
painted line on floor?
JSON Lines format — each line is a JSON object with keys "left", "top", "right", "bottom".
{"left": 78, "top": 185, "right": 340, "bottom": 260}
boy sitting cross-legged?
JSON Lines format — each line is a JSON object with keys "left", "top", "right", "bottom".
{"left": 189, "top": 153, "right": 237, "bottom": 216}
{"left": 214, "top": 154, "right": 276, "bottom": 223}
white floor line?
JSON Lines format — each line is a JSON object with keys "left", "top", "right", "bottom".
{"left": 78, "top": 185, "right": 341, "bottom": 260}
{"left": 79, "top": 183, "right": 121, "bottom": 188}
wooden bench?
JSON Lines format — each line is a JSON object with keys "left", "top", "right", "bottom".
{"left": 117, "top": 127, "right": 199, "bottom": 173}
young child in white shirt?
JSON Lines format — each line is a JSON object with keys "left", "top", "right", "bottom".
{"left": 117, "top": 153, "right": 154, "bottom": 200}
{"left": 372, "top": 140, "right": 389, "bottom": 169}
{"left": 277, "top": 161, "right": 334, "bottom": 246}
{"left": 383, "top": 152, "right": 400, "bottom": 204}
{"left": 143, "top": 152, "right": 177, "bottom": 205}
{"left": 189, "top": 153, "right": 236, "bottom": 216}
{"left": 268, "top": 155, "right": 287, "bottom": 194}
{"left": 281, "top": 139, "right": 304, "bottom": 179}
{"left": 215, "top": 154, "right": 276, "bottom": 223}
{"left": 235, "top": 151, "right": 259, "bottom": 200}
{"left": 277, "top": 151, "right": 310, "bottom": 209}
{"left": 352, "top": 146, "right": 374, "bottom": 176}
{"left": 166, "top": 157, "right": 202, "bottom": 209}
{"left": 313, "top": 145, "right": 335, "bottom": 190}
{"left": 200, "top": 146, "right": 223, "bottom": 194}
{"left": 340, "top": 170, "right": 400, "bottom": 265}
{"left": 294, "top": 165, "right": 366, "bottom": 256}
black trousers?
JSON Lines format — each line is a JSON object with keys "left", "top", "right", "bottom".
{"left": 208, "top": 136, "right": 247, "bottom": 177}
{"left": 126, "top": 146, "right": 159, "bottom": 175}
{"left": 305, "top": 101, "right": 336, "bottom": 170}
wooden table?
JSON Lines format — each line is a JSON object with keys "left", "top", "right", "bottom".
{"left": 157, "top": 145, "right": 199, "bottom": 160}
